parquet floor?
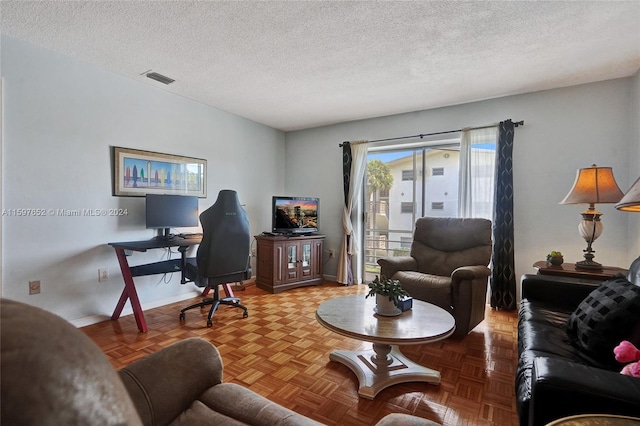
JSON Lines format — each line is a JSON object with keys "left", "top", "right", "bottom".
{"left": 81, "top": 281, "right": 519, "bottom": 426}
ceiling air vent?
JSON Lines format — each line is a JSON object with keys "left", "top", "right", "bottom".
{"left": 145, "top": 71, "right": 175, "bottom": 85}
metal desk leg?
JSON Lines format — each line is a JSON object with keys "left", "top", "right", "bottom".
{"left": 111, "top": 247, "right": 147, "bottom": 333}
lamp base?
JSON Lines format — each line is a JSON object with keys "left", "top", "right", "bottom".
{"left": 575, "top": 259, "right": 603, "bottom": 271}
{"left": 576, "top": 212, "right": 603, "bottom": 271}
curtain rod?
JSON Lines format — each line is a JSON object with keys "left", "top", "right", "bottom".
{"left": 338, "top": 120, "right": 524, "bottom": 147}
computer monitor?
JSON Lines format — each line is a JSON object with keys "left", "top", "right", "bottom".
{"left": 145, "top": 194, "right": 199, "bottom": 239}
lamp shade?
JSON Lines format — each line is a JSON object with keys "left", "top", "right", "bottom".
{"left": 616, "top": 176, "right": 640, "bottom": 212}
{"left": 560, "top": 164, "right": 624, "bottom": 205}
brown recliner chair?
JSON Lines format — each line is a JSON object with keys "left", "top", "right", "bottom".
{"left": 377, "top": 217, "right": 492, "bottom": 336}
{"left": 0, "top": 299, "right": 441, "bottom": 426}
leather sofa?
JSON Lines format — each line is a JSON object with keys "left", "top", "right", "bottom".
{"left": 1, "top": 298, "right": 440, "bottom": 426}
{"left": 516, "top": 274, "right": 640, "bottom": 426}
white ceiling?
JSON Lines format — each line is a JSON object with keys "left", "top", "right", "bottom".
{"left": 1, "top": 1, "right": 639, "bottom": 131}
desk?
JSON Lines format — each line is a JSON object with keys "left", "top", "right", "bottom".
{"left": 315, "top": 295, "right": 455, "bottom": 399}
{"left": 108, "top": 236, "right": 202, "bottom": 332}
{"left": 533, "top": 261, "right": 627, "bottom": 283}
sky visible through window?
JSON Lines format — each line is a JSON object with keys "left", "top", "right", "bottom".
{"left": 368, "top": 143, "right": 495, "bottom": 163}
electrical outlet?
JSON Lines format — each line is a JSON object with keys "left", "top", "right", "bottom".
{"left": 29, "top": 280, "right": 41, "bottom": 295}
{"left": 329, "top": 249, "right": 335, "bottom": 258}
{"left": 98, "top": 268, "right": 109, "bottom": 282}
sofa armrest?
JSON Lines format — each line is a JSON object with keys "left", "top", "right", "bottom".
{"left": 377, "top": 256, "right": 417, "bottom": 278}
{"left": 529, "top": 357, "right": 640, "bottom": 426}
{"left": 450, "top": 266, "right": 491, "bottom": 335}
{"left": 451, "top": 265, "right": 491, "bottom": 281}
{"left": 118, "top": 337, "right": 223, "bottom": 426}
{"left": 450, "top": 265, "right": 491, "bottom": 306}
{"left": 375, "top": 413, "right": 441, "bottom": 425}
{"left": 201, "top": 382, "right": 325, "bottom": 426}
{"left": 520, "top": 274, "right": 599, "bottom": 310}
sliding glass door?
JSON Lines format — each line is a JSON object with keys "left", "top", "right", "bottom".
{"left": 364, "top": 143, "right": 460, "bottom": 281}
{"left": 362, "top": 129, "right": 497, "bottom": 282}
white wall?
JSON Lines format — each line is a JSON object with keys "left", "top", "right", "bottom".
{"left": 285, "top": 76, "right": 639, "bottom": 291}
{"left": 627, "top": 71, "right": 640, "bottom": 258}
{"left": 1, "top": 78, "right": 4, "bottom": 298}
{"left": 2, "top": 35, "right": 637, "bottom": 324}
{"left": 1, "top": 35, "right": 285, "bottom": 323}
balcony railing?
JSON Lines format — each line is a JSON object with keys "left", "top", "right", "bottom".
{"left": 366, "top": 200, "right": 388, "bottom": 216}
{"left": 364, "top": 229, "right": 413, "bottom": 278}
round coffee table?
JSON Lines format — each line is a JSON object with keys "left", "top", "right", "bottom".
{"left": 315, "top": 294, "right": 455, "bottom": 399}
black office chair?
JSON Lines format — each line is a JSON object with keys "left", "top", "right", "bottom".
{"left": 180, "top": 190, "right": 250, "bottom": 327}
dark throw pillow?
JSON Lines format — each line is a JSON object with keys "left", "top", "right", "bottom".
{"left": 567, "top": 275, "right": 640, "bottom": 366}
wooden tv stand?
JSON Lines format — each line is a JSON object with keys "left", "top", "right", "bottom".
{"left": 255, "top": 234, "right": 325, "bottom": 293}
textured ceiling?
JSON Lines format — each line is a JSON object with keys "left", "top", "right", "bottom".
{"left": 1, "top": 1, "right": 639, "bottom": 131}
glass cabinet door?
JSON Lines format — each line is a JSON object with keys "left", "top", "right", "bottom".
{"left": 302, "top": 243, "right": 311, "bottom": 267}
{"left": 287, "top": 244, "right": 298, "bottom": 270}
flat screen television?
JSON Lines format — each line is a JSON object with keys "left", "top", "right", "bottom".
{"left": 146, "top": 194, "right": 199, "bottom": 239}
{"left": 272, "top": 196, "right": 319, "bottom": 235}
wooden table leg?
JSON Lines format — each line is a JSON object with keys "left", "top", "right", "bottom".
{"left": 111, "top": 247, "right": 147, "bottom": 333}
{"left": 329, "top": 344, "right": 441, "bottom": 399}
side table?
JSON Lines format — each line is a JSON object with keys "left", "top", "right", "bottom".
{"left": 533, "top": 261, "right": 627, "bottom": 283}
{"left": 546, "top": 414, "right": 640, "bottom": 425}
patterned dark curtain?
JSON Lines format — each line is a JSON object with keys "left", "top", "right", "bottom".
{"left": 343, "top": 142, "right": 352, "bottom": 205}
{"left": 490, "top": 120, "right": 516, "bottom": 310}
{"left": 340, "top": 142, "right": 354, "bottom": 285}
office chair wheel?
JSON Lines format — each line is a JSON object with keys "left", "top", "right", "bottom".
{"left": 179, "top": 312, "right": 186, "bottom": 321}
{"left": 243, "top": 311, "right": 249, "bottom": 318}
{"left": 207, "top": 319, "right": 213, "bottom": 327}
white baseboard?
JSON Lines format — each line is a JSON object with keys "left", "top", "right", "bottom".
{"left": 71, "top": 278, "right": 258, "bottom": 328}
{"left": 323, "top": 274, "right": 366, "bottom": 285}
{"left": 70, "top": 290, "right": 201, "bottom": 328}
{"left": 323, "top": 274, "right": 337, "bottom": 282}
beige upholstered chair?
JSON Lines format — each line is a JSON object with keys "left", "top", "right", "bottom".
{"left": 0, "top": 299, "right": 441, "bottom": 426}
{"left": 377, "top": 217, "right": 492, "bottom": 336}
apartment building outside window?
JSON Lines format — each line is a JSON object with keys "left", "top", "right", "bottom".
{"left": 400, "top": 237, "right": 412, "bottom": 249}
{"left": 363, "top": 132, "right": 495, "bottom": 281}
{"left": 400, "top": 202, "right": 414, "bottom": 214}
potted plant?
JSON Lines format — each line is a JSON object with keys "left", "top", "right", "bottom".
{"left": 366, "top": 275, "right": 410, "bottom": 316}
{"left": 546, "top": 251, "right": 564, "bottom": 266}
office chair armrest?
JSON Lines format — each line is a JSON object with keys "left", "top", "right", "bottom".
{"left": 119, "top": 338, "right": 223, "bottom": 426}
{"left": 377, "top": 256, "right": 417, "bottom": 279}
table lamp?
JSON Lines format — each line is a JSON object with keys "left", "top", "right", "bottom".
{"left": 616, "top": 176, "right": 640, "bottom": 212}
{"left": 616, "top": 176, "right": 640, "bottom": 284}
{"left": 560, "top": 164, "right": 624, "bottom": 270}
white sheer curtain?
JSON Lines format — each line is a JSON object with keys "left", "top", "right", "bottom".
{"left": 337, "top": 141, "right": 368, "bottom": 285}
{"left": 458, "top": 126, "right": 498, "bottom": 219}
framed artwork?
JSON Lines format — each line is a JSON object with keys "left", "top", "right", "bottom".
{"left": 113, "top": 147, "right": 207, "bottom": 197}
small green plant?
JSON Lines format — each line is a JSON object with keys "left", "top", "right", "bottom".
{"left": 546, "top": 251, "right": 563, "bottom": 261}
{"left": 366, "top": 275, "right": 410, "bottom": 306}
